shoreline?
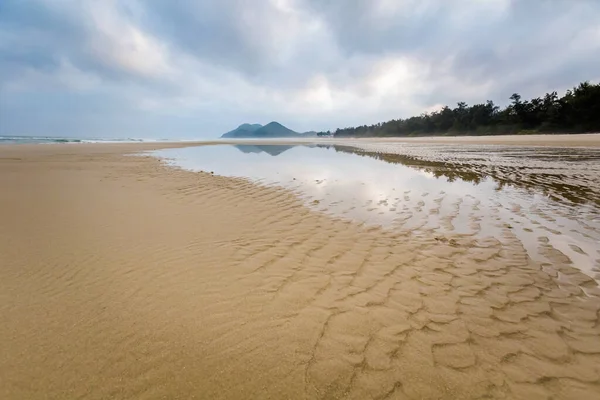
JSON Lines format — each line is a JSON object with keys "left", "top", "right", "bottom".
{"left": 1, "top": 143, "right": 599, "bottom": 399}
{"left": 345, "top": 132, "right": 600, "bottom": 147}
{"left": 1, "top": 132, "right": 600, "bottom": 151}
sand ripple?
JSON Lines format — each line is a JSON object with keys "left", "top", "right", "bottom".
{"left": 1, "top": 144, "right": 599, "bottom": 399}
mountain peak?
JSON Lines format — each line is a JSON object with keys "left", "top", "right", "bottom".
{"left": 220, "top": 121, "right": 299, "bottom": 138}
{"left": 237, "top": 123, "right": 262, "bottom": 130}
{"left": 221, "top": 123, "right": 263, "bottom": 138}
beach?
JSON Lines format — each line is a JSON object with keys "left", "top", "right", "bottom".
{"left": 1, "top": 137, "right": 600, "bottom": 399}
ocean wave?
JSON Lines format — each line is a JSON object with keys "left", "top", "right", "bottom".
{"left": 0, "top": 136, "right": 177, "bottom": 144}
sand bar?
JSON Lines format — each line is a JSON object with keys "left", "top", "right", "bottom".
{"left": 1, "top": 139, "right": 600, "bottom": 399}
{"left": 344, "top": 133, "right": 600, "bottom": 147}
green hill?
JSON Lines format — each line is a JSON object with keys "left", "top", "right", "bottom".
{"left": 252, "top": 122, "right": 298, "bottom": 138}
{"left": 221, "top": 122, "right": 307, "bottom": 138}
{"left": 221, "top": 123, "right": 263, "bottom": 138}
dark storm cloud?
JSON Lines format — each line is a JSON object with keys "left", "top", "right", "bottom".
{"left": 1, "top": 0, "right": 599, "bottom": 137}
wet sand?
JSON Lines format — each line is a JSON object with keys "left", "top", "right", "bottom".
{"left": 1, "top": 139, "right": 600, "bottom": 399}
{"left": 346, "top": 133, "right": 600, "bottom": 147}
{"left": 156, "top": 142, "right": 600, "bottom": 283}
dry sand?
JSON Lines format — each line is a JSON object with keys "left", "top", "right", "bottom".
{"left": 1, "top": 139, "right": 600, "bottom": 399}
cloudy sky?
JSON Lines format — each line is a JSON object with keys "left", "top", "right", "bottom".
{"left": 1, "top": 0, "right": 599, "bottom": 138}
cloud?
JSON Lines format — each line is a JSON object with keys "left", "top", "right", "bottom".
{"left": 1, "top": 0, "right": 599, "bottom": 137}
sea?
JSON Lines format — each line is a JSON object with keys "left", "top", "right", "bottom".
{"left": 0, "top": 135, "right": 311, "bottom": 145}
{"left": 0, "top": 135, "right": 185, "bottom": 145}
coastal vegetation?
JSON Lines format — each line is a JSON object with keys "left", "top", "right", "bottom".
{"left": 327, "top": 81, "right": 600, "bottom": 137}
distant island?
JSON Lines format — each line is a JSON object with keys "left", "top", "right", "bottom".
{"left": 221, "top": 122, "right": 317, "bottom": 139}
{"left": 323, "top": 81, "right": 600, "bottom": 138}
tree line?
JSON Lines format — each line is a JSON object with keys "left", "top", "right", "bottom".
{"left": 322, "top": 81, "right": 600, "bottom": 138}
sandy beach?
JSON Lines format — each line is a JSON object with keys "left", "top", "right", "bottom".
{"left": 1, "top": 138, "right": 600, "bottom": 399}
{"left": 347, "top": 133, "right": 600, "bottom": 147}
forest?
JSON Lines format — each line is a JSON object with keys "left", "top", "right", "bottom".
{"left": 324, "top": 81, "right": 600, "bottom": 138}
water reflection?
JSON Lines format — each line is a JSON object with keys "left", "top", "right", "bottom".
{"left": 234, "top": 145, "right": 294, "bottom": 156}
{"left": 152, "top": 143, "right": 600, "bottom": 280}
{"left": 324, "top": 144, "right": 600, "bottom": 206}
{"left": 328, "top": 145, "right": 490, "bottom": 185}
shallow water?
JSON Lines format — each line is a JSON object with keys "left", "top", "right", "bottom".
{"left": 152, "top": 143, "right": 600, "bottom": 282}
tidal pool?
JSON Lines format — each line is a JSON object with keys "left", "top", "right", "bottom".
{"left": 151, "top": 143, "right": 600, "bottom": 282}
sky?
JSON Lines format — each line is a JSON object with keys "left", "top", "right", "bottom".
{"left": 1, "top": 0, "right": 599, "bottom": 139}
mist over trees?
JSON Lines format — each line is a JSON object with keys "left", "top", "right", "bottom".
{"left": 330, "top": 82, "right": 600, "bottom": 138}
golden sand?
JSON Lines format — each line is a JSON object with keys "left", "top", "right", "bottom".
{"left": 1, "top": 141, "right": 600, "bottom": 399}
